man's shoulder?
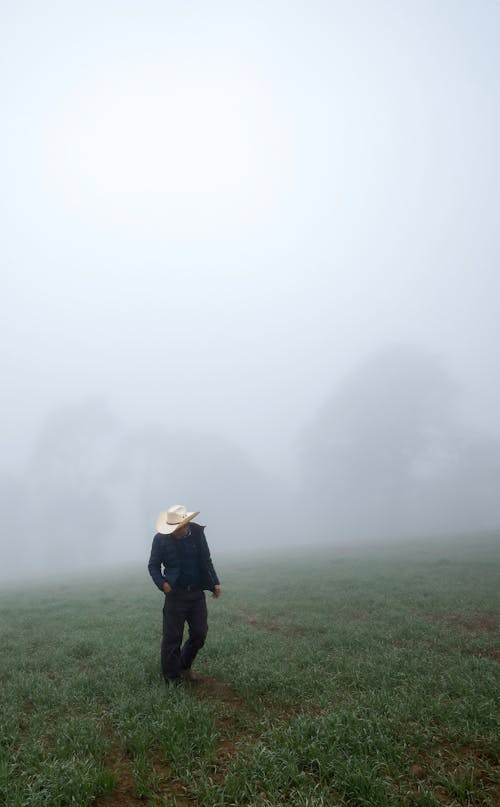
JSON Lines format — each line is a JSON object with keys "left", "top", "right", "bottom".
{"left": 153, "top": 532, "right": 175, "bottom": 546}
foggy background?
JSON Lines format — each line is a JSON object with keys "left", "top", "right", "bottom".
{"left": 1, "top": 1, "right": 499, "bottom": 580}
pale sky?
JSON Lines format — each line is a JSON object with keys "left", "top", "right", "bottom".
{"left": 1, "top": 0, "right": 499, "bottom": 480}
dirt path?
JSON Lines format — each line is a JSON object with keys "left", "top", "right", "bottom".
{"left": 238, "top": 607, "right": 308, "bottom": 638}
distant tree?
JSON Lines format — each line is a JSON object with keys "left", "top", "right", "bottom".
{"left": 0, "top": 473, "right": 26, "bottom": 575}
{"left": 301, "top": 344, "right": 500, "bottom": 539}
{"left": 2, "top": 400, "right": 293, "bottom": 580}
{"left": 27, "top": 401, "right": 120, "bottom": 568}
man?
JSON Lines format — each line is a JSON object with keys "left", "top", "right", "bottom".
{"left": 148, "top": 504, "right": 221, "bottom": 686}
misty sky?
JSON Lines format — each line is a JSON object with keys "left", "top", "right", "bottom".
{"left": 1, "top": 0, "right": 499, "bottom": 482}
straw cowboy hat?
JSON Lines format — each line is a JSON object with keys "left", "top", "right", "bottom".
{"left": 156, "top": 504, "right": 200, "bottom": 535}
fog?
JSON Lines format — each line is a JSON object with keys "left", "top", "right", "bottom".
{"left": 1, "top": 1, "right": 499, "bottom": 580}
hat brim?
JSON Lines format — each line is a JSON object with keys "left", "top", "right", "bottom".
{"left": 156, "top": 511, "right": 199, "bottom": 535}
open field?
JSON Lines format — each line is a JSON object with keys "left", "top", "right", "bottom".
{"left": 0, "top": 534, "right": 499, "bottom": 806}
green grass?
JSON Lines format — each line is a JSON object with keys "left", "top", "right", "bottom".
{"left": 0, "top": 534, "right": 498, "bottom": 806}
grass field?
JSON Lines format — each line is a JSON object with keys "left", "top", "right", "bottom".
{"left": 0, "top": 534, "right": 499, "bottom": 806}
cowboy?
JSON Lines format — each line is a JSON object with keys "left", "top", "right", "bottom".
{"left": 148, "top": 505, "right": 221, "bottom": 686}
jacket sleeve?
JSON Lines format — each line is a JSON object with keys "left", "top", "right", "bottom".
{"left": 201, "top": 529, "right": 220, "bottom": 588}
{"left": 148, "top": 534, "right": 176, "bottom": 591}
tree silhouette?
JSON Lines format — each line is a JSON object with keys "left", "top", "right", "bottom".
{"left": 301, "top": 344, "right": 500, "bottom": 538}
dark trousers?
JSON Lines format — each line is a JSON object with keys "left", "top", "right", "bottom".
{"left": 161, "top": 589, "right": 208, "bottom": 681}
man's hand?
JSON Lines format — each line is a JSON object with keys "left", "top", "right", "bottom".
{"left": 212, "top": 585, "right": 221, "bottom": 599}
{"left": 162, "top": 582, "right": 172, "bottom": 594}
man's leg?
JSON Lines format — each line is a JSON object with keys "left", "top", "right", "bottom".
{"left": 161, "top": 593, "right": 186, "bottom": 683}
{"left": 180, "top": 590, "right": 208, "bottom": 672}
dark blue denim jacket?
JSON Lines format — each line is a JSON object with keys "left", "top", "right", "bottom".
{"left": 147, "top": 522, "right": 220, "bottom": 592}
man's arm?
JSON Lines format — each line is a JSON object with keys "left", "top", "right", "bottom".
{"left": 148, "top": 534, "right": 176, "bottom": 592}
{"left": 200, "top": 528, "right": 221, "bottom": 594}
